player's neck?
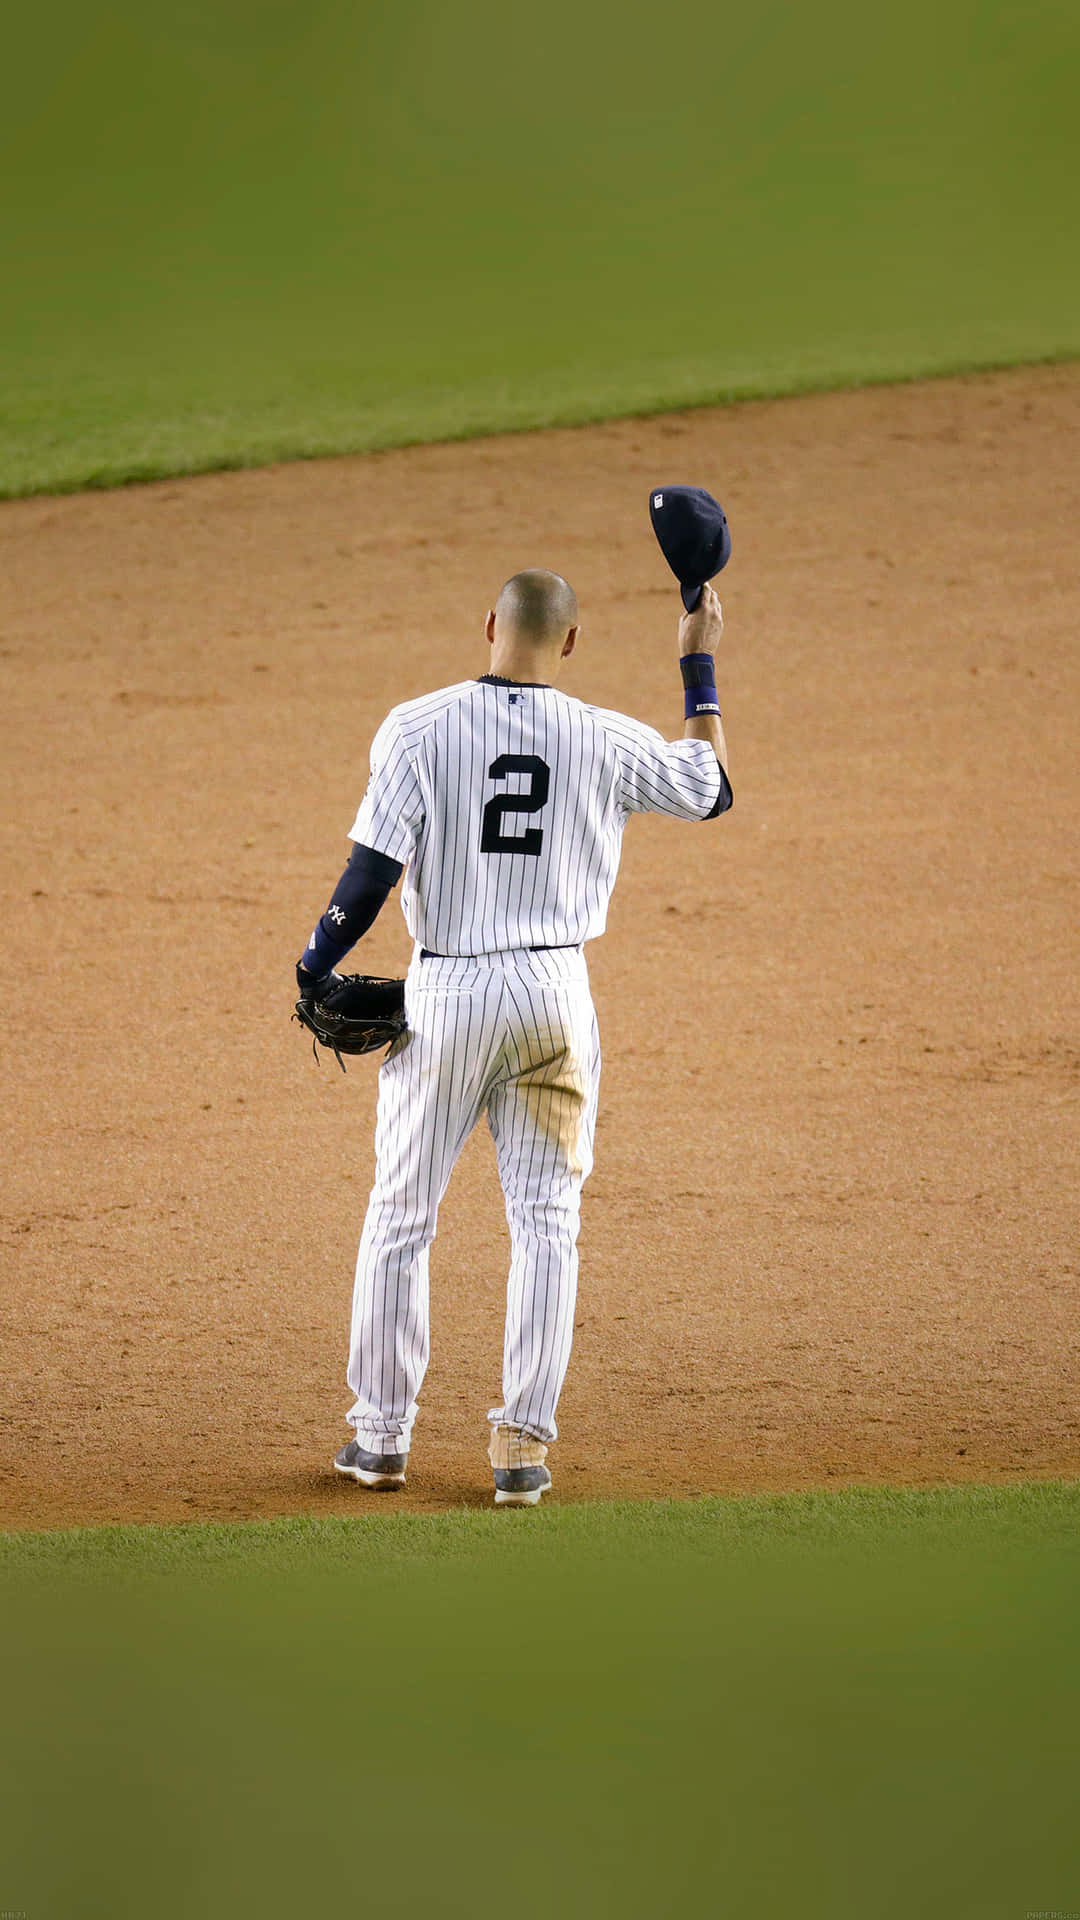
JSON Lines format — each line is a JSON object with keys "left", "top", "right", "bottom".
{"left": 487, "top": 641, "right": 560, "bottom": 686}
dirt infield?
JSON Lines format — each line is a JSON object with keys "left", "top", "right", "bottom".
{"left": 3, "top": 363, "right": 1078, "bottom": 1528}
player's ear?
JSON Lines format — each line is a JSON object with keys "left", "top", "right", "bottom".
{"left": 485, "top": 609, "right": 497, "bottom": 646}
{"left": 562, "top": 625, "right": 579, "bottom": 659}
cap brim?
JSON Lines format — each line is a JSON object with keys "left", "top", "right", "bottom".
{"left": 680, "top": 581, "right": 704, "bottom": 613}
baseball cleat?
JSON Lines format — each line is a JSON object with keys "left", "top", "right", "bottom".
{"left": 493, "top": 1463, "right": 552, "bottom": 1507}
{"left": 334, "top": 1439, "right": 407, "bottom": 1488}
{"left": 488, "top": 1423, "right": 551, "bottom": 1506}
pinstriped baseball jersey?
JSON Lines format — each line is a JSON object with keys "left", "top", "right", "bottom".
{"left": 348, "top": 676, "right": 723, "bottom": 955}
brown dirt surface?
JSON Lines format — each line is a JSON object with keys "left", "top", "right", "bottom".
{"left": 3, "top": 363, "right": 1079, "bottom": 1530}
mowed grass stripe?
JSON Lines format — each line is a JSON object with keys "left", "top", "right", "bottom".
{"left": 2, "top": 0, "right": 1078, "bottom": 496}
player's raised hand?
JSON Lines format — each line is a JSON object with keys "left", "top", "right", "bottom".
{"left": 678, "top": 583, "right": 724, "bottom": 656}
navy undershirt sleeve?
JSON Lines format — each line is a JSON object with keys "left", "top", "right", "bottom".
{"left": 299, "top": 843, "right": 404, "bottom": 974}
{"left": 703, "top": 764, "right": 734, "bottom": 820}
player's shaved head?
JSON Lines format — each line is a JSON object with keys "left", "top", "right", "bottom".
{"left": 495, "top": 570, "right": 578, "bottom": 641}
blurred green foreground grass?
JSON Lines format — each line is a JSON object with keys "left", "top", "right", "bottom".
{"left": 2, "top": 1483, "right": 1078, "bottom": 1918}
{"left": 3, "top": 0, "right": 1078, "bottom": 495}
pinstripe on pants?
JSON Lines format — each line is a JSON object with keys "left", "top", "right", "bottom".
{"left": 346, "top": 946, "right": 600, "bottom": 1452}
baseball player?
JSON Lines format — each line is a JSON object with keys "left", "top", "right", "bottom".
{"left": 298, "top": 562, "right": 732, "bottom": 1505}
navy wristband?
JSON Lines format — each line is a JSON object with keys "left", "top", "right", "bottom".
{"left": 681, "top": 653, "right": 720, "bottom": 717}
{"left": 684, "top": 686, "right": 721, "bottom": 718}
{"left": 680, "top": 652, "right": 716, "bottom": 689}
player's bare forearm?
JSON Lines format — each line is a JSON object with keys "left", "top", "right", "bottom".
{"left": 677, "top": 584, "right": 729, "bottom": 775}
{"left": 685, "top": 709, "right": 728, "bottom": 773}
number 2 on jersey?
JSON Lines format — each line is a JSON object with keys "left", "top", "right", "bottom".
{"left": 480, "top": 754, "right": 551, "bottom": 856}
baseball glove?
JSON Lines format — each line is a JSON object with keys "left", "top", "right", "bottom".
{"left": 294, "top": 967, "right": 407, "bottom": 1070}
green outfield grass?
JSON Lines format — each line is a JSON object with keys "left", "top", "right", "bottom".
{"left": 3, "top": 0, "right": 1078, "bottom": 497}
{"left": 3, "top": 1484, "right": 1079, "bottom": 1918}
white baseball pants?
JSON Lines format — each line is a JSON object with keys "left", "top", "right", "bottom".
{"left": 346, "top": 947, "right": 601, "bottom": 1453}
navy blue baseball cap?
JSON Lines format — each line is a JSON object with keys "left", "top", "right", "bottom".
{"left": 649, "top": 484, "right": 732, "bottom": 612}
